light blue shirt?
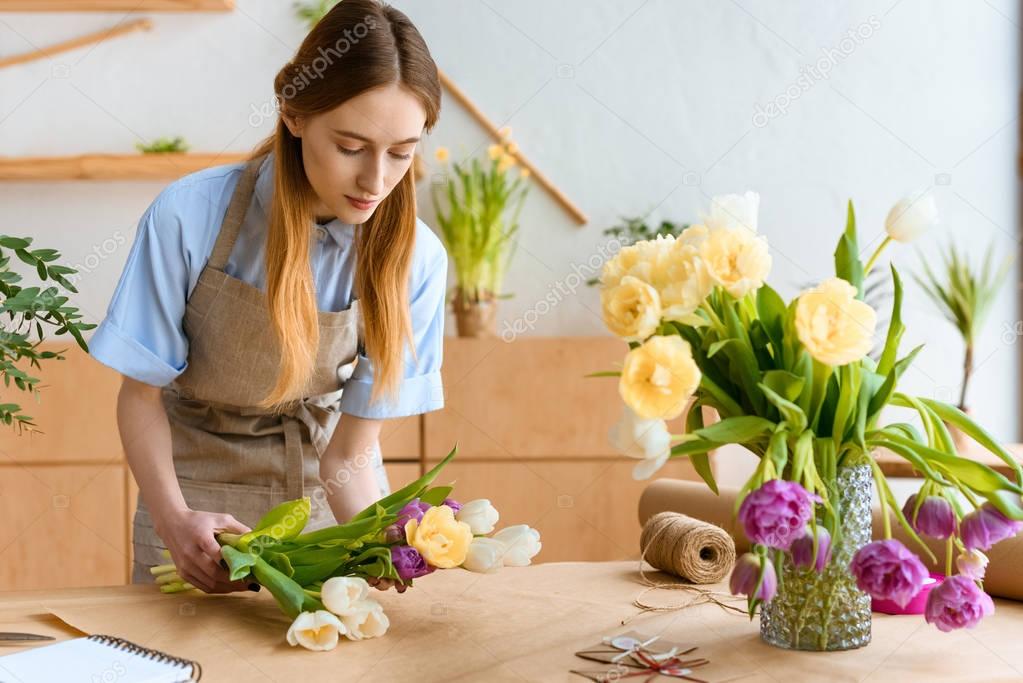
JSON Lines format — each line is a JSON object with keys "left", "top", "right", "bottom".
{"left": 89, "top": 152, "right": 448, "bottom": 419}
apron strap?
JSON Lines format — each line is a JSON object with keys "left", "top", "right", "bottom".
{"left": 208, "top": 153, "right": 266, "bottom": 271}
{"left": 283, "top": 418, "right": 306, "bottom": 501}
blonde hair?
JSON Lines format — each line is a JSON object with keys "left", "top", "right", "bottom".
{"left": 251, "top": 0, "right": 441, "bottom": 411}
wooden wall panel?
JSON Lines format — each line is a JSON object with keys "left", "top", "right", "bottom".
{"left": 0, "top": 464, "right": 127, "bottom": 589}
{"left": 425, "top": 337, "right": 633, "bottom": 460}
{"left": 0, "top": 349, "right": 122, "bottom": 464}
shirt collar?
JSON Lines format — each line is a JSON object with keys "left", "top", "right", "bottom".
{"left": 253, "top": 150, "right": 355, "bottom": 246}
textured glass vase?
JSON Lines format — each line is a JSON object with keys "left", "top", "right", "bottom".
{"left": 759, "top": 463, "right": 873, "bottom": 651}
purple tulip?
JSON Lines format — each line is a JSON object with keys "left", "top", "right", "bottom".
{"left": 390, "top": 545, "right": 436, "bottom": 582}
{"left": 924, "top": 575, "right": 995, "bottom": 632}
{"left": 442, "top": 498, "right": 463, "bottom": 513}
{"left": 729, "top": 553, "right": 777, "bottom": 602}
{"left": 960, "top": 503, "right": 1023, "bottom": 551}
{"left": 383, "top": 498, "right": 432, "bottom": 544}
{"left": 902, "top": 494, "right": 957, "bottom": 540}
{"left": 850, "top": 539, "right": 929, "bottom": 608}
{"left": 790, "top": 526, "right": 831, "bottom": 573}
{"left": 737, "top": 479, "right": 819, "bottom": 551}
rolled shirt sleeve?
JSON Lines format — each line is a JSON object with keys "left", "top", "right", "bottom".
{"left": 88, "top": 188, "right": 195, "bottom": 387}
{"left": 340, "top": 220, "right": 448, "bottom": 419}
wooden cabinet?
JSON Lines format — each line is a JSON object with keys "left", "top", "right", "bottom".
{"left": 0, "top": 337, "right": 706, "bottom": 590}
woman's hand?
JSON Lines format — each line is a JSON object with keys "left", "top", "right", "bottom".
{"left": 154, "top": 507, "right": 256, "bottom": 594}
{"left": 366, "top": 576, "right": 409, "bottom": 593}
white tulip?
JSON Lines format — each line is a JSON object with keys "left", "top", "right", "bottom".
{"left": 462, "top": 537, "right": 507, "bottom": 573}
{"left": 956, "top": 549, "right": 989, "bottom": 581}
{"left": 456, "top": 499, "right": 500, "bottom": 535}
{"left": 340, "top": 598, "right": 389, "bottom": 640}
{"left": 608, "top": 405, "right": 671, "bottom": 480}
{"left": 885, "top": 193, "right": 937, "bottom": 243}
{"left": 702, "top": 191, "right": 760, "bottom": 234}
{"left": 286, "top": 610, "right": 346, "bottom": 651}
{"left": 320, "top": 576, "right": 370, "bottom": 616}
{"left": 491, "top": 525, "right": 542, "bottom": 566}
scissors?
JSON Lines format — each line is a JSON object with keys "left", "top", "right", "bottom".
{"left": 0, "top": 632, "right": 55, "bottom": 642}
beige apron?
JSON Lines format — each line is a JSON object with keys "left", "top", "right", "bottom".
{"left": 131, "top": 153, "right": 391, "bottom": 583}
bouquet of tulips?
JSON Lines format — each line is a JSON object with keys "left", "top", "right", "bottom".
{"left": 597, "top": 191, "right": 1023, "bottom": 636}
{"left": 150, "top": 447, "right": 541, "bottom": 651}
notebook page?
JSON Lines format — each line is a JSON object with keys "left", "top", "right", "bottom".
{"left": 0, "top": 637, "right": 192, "bottom": 683}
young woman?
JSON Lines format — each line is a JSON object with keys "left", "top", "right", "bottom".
{"left": 89, "top": 0, "right": 446, "bottom": 595}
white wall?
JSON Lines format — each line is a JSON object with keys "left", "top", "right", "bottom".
{"left": 0, "top": 1, "right": 1018, "bottom": 484}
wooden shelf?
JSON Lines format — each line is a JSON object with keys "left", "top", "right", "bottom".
{"left": 0, "top": 1, "right": 233, "bottom": 10}
{"left": 0, "top": 153, "right": 248, "bottom": 180}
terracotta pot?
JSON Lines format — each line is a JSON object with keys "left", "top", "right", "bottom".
{"left": 452, "top": 292, "right": 497, "bottom": 338}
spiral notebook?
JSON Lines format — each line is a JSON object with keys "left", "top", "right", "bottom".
{"left": 0, "top": 634, "right": 201, "bottom": 682}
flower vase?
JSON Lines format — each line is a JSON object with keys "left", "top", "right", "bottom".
{"left": 759, "top": 463, "right": 873, "bottom": 651}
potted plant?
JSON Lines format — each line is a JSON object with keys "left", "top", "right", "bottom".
{"left": 597, "top": 192, "right": 1023, "bottom": 650}
{"left": 0, "top": 236, "right": 93, "bottom": 433}
{"left": 431, "top": 129, "right": 528, "bottom": 337}
{"left": 913, "top": 240, "right": 1011, "bottom": 452}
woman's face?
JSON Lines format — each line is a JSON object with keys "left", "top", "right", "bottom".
{"left": 283, "top": 83, "right": 427, "bottom": 224}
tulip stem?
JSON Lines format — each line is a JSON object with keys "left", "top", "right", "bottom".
{"left": 945, "top": 536, "right": 953, "bottom": 577}
{"left": 150, "top": 563, "right": 178, "bottom": 577}
{"left": 303, "top": 589, "right": 321, "bottom": 598}
{"left": 863, "top": 236, "right": 892, "bottom": 275}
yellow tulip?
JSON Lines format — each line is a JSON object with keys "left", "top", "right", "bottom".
{"left": 795, "top": 277, "right": 877, "bottom": 366}
{"left": 404, "top": 505, "right": 473, "bottom": 568}
{"left": 600, "top": 275, "right": 662, "bottom": 342}
{"left": 434, "top": 146, "right": 450, "bottom": 163}
{"left": 619, "top": 335, "right": 701, "bottom": 420}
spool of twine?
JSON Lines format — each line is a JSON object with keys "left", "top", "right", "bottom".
{"left": 639, "top": 511, "right": 736, "bottom": 584}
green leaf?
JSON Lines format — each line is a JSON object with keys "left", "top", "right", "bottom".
{"left": 830, "top": 364, "right": 861, "bottom": 444}
{"left": 916, "top": 398, "right": 1023, "bottom": 485}
{"left": 767, "top": 428, "right": 789, "bottom": 475}
{"left": 687, "top": 415, "right": 776, "bottom": 444}
{"left": 834, "top": 200, "right": 864, "bottom": 298}
{"left": 349, "top": 445, "right": 458, "bottom": 523}
{"left": 868, "top": 344, "right": 922, "bottom": 418}
{"left": 684, "top": 402, "right": 718, "bottom": 495}
{"left": 756, "top": 284, "right": 786, "bottom": 359}
{"left": 759, "top": 383, "right": 807, "bottom": 433}
{"left": 291, "top": 558, "right": 347, "bottom": 586}
{"left": 419, "top": 485, "right": 454, "bottom": 506}
{"left": 0, "top": 237, "right": 30, "bottom": 249}
{"left": 790, "top": 430, "right": 813, "bottom": 484}
{"left": 883, "top": 432, "right": 1022, "bottom": 494}
{"left": 220, "top": 545, "right": 258, "bottom": 582}
{"left": 876, "top": 265, "right": 905, "bottom": 377}
{"left": 981, "top": 489, "right": 1023, "bottom": 521}
{"left": 236, "top": 497, "right": 311, "bottom": 551}
{"left": 251, "top": 556, "right": 319, "bottom": 618}
{"left": 761, "top": 370, "right": 805, "bottom": 403}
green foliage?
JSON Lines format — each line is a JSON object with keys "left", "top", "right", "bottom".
{"left": 431, "top": 149, "right": 528, "bottom": 305}
{"left": 913, "top": 240, "right": 1011, "bottom": 408}
{"left": 135, "top": 136, "right": 189, "bottom": 154}
{"left": 0, "top": 236, "right": 94, "bottom": 433}
{"left": 294, "top": 0, "right": 340, "bottom": 29}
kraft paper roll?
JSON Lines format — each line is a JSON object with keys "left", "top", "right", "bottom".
{"left": 639, "top": 511, "right": 736, "bottom": 583}
{"left": 639, "top": 479, "right": 1023, "bottom": 602}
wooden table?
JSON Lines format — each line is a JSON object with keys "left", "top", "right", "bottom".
{"left": 1, "top": 561, "right": 1020, "bottom": 682}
